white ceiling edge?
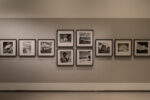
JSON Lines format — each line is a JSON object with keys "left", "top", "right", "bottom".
{"left": 0, "top": 17, "right": 150, "bottom": 19}
{"left": 0, "top": 17, "right": 150, "bottom": 20}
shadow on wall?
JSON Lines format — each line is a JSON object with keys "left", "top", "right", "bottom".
{"left": 0, "top": 0, "right": 44, "bottom": 14}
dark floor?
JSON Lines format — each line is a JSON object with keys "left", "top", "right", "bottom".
{"left": 0, "top": 92, "right": 150, "bottom": 100}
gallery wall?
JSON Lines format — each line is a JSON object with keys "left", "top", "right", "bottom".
{"left": 0, "top": 18, "right": 150, "bottom": 83}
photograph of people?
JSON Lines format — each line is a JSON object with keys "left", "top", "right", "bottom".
{"left": 57, "top": 49, "right": 74, "bottom": 66}
{"left": 60, "top": 52, "right": 70, "bottom": 63}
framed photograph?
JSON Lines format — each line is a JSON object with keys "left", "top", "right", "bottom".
{"left": 134, "top": 39, "right": 150, "bottom": 56}
{"left": 57, "top": 30, "right": 74, "bottom": 47}
{"left": 76, "top": 30, "right": 94, "bottom": 47}
{"left": 115, "top": 39, "right": 132, "bottom": 57}
{"left": 38, "top": 39, "right": 55, "bottom": 57}
{"left": 77, "top": 49, "right": 93, "bottom": 66}
{"left": 95, "top": 39, "right": 113, "bottom": 57}
{"left": 19, "top": 39, "right": 36, "bottom": 57}
{"left": 57, "top": 49, "right": 74, "bottom": 66}
{"left": 0, "top": 39, "right": 17, "bottom": 57}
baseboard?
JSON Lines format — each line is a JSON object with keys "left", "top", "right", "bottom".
{"left": 0, "top": 83, "right": 150, "bottom": 91}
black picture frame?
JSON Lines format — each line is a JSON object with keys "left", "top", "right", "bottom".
{"left": 114, "top": 39, "right": 132, "bottom": 57}
{"left": 57, "top": 29, "right": 74, "bottom": 48}
{"left": 19, "top": 39, "right": 36, "bottom": 57}
{"left": 0, "top": 39, "right": 17, "bottom": 57}
{"left": 76, "top": 49, "right": 94, "bottom": 66}
{"left": 38, "top": 39, "right": 55, "bottom": 57}
{"left": 76, "top": 29, "right": 94, "bottom": 48}
{"left": 57, "top": 48, "right": 74, "bottom": 66}
{"left": 134, "top": 39, "right": 150, "bottom": 57}
{"left": 95, "top": 39, "right": 113, "bottom": 57}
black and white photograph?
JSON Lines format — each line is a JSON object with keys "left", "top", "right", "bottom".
{"left": 57, "top": 49, "right": 74, "bottom": 66}
{"left": 0, "top": 39, "right": 17, "bottom": 57}
{"left": 77, "top": 49, "right": 93, "bottom": 66}
{"left": 77, "top": 30, "right": 93, "bottom": 47}
{"left": 57, "top": 30, "right": 74, "bottom": 47}
{"left": 118, "top": 43, "right": 129, "bottom": 52}
{"left": 134, "top": 39, "right": 150, "bottom": 56}
{"left": 38, "top": 39, "right": 55, "bottom": 57}
{"left": 115, "top": 39, "right": 132, "bottom": 56}
{"left": 19, "top": 39, "right": 36, "bottom": 57}
{"left": 95, "top": 39, "right": 113, "bottom": 57}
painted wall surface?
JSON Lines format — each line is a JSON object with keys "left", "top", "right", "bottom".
{"left": 0, "top": 18, "right": 150, "bottom": 83}
{"left": 0, "top": 0, "right": 150, "bottom": 18}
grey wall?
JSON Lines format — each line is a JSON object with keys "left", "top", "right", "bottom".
{"left": 0, "top": 0, "right": 150, "bottom": 18}
{"left": 0, "top": 18, "right": 150, "bottom": 83}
